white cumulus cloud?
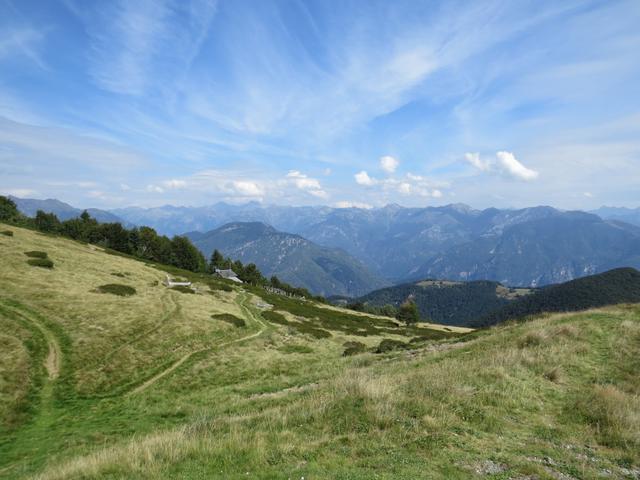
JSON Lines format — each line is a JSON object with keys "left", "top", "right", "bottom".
{"left": 285, "top": 170, "right": 327, "bottom": 198}
{"left": 495, "top": 151, "right": 539, "bottom": 181}
{"left": 380, "top": 155, "right": 399, "bottom": 173}
{"left": 354, "top": 170, "right": 377, "bottom": 186}
{"left": 232, "top": 180, "right": 263, "bottom": 197}
{"left": 464, "top": 151, "right": 539, "bottom": 181}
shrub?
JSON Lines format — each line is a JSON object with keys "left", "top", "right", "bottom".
{"left": 24, "top": 251, "right": 48, "bottom": 259}
{"left": 95, "top": 284, "right": 137, "bottom": 296}
{"left": 375, "top": 339, "right": 408, "bottom": 354}
{"left": 171, "top": 285, "right": 195, "bottom": 294}
{"left": 1, "top": 230, "right": 13, "bottom": 237}
{"left": 212, "top": 313, "right": 245, "bottom": 328}
{"left": 278, "top": 344, "right": 313, "bottom": 354}
{"left": 342, "top": 341, "right": 366, "bottom": 356}
{"left": 27, "top": 258, "right": 54, "bottom": 269}
{"left": 262, "top": 311, "right": 290, "bottom": 326}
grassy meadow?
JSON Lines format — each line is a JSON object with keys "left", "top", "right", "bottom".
{"left": 0, "top": 223, "right": 639, "bottom": 479}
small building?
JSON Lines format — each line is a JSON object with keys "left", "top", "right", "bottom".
{"left": 214, "top": 268, "right": 243, "bottom": 283}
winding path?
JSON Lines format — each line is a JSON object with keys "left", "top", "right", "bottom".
{"left": 1, "top": 300, "right": 61, "bottom": 379}
{"left": 127, "top": 292, "right": 267, "bottom": 396}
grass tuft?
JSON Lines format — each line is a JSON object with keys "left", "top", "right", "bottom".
{"left": 24, "top": 251, "right": 48, "bottom": 259}
{"left": 342, "top": 341, "right": 366, "bottom": 356}
{"left": 212, "top": 313, "right": 246, "bottom": 328}
{"left": 94, "top": 284, "right": 137, "bottom": 296}
{"left": 27, "top": 258, "right": 54, "bottom": 269}
{"left": 1, "top": 230, "right": 13, "bottom": 236}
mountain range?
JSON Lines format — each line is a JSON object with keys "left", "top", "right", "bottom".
{"left": 11, "top": 196, "right": 640, "bottom": 295}
{"left": 187, "top": 222, "right": 389, "bottom": 297}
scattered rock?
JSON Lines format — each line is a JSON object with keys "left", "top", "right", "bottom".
{"left": 475, "top": 460, "right": 507, "bottom": 475}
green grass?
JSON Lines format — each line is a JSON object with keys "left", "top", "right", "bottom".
{"left": 0, "top": 223, "right": 639, "bottom": 479}
{"left": 95, "top": 284, "right": 137, "bottom": 296}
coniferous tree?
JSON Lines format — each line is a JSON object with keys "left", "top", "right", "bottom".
{"left": 34, "top": 210, "right": 61, "bottom": 233}
{"left": 0, "top": 196, "right": 19, "bottom": 222}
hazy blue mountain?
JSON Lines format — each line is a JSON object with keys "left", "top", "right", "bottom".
{"left": 187, "top": 222, "right": 389, "bottom": 297}
{"left": 415, "top": 212, "right": 640, "bottom": 287}
{"left": 10, "top": 196, "right": 126, "bottom": 224}
{"left": 115, "top": 202, "right": 640, "bottom": 285}
{"left": 591, "top": 206, "right": 640, "bottom": 227}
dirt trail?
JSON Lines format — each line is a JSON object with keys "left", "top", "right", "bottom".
{"left": 2, "top": 301, "right": 61, "bottom": 379}
{"left": 128, "top": 292, "right": 267, "bottom": 396}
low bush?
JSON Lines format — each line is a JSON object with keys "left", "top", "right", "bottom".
{"left": 342, "top": 341, "right": 366, "bottom": 356}
{"left": 212, "top": 313, "right": 246, "bottom": 328}
{"left": 278, "top": 344, "right": 313, "bottom": 354}
{"left": 262, "top": 311, "right": 290, "bottom": 326}
{"left": 95, "top": 284, "right": 137, "bottom": 296}
{"left": 27, "top": 258, "right": 54, "bottom": 269}
{"left": 1, "top": 230, "right": 13, "bottom": 236}
{"left": 24, "top": 251, "right": 48, "bottom": 259}
{"left": 375, "top": 339, "right": 408, "bottom": 354}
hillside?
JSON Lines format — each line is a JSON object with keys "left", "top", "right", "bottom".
{"left": 1, "top": 223, "right": 639, "bottom": 479}
{"left": 415, "top": 212, "right": 640, "bottom": 286}
{"left": 357, "top": 279, "right": 532, "bottom": 327}
{"left": 187, "top": 222, "right": 389, "bottom": 297}
{"left": 475, "top": 267, "right": 640, "bottom": 327}
{"left": 592, "top": 206, "right": 640, "bottom": 227}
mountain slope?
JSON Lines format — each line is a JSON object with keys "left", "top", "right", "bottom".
{"left": 188, "top": 222, "right": 389, "bottom": 297}
{"left": 1, "top": 222, "right": 639, "bottom": 479}
{"left": 415, "top": 212, "right": 640, "bottom": 286}
{"left": 356, "top": 279, "right": 532, "bottom": 327}
{"left": 474, "top": 267, "right": 640, "bottom": 326}
{"left": 10, "top": 196, "right": 125, "bottom": 224}
{"left": 592, "top": 206, "right": 640, "bottom": 226}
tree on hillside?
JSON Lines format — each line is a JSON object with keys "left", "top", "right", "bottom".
{"left": 34, "top": 210, "right": 61, "bottom": 233}
{"left": 397, "top": 299, "right": 420, "bottom": 324}
{"left": 171, "top": 236, "right": 206, "bottom": 272}
{"left": 238, "top": 263, "right": 264, "bottom": 285}
{"left": 209, "top": 249, "right": 225, "bottom": 272}
{"left": 0, "top": 196, "right": 19, "bottom": 222}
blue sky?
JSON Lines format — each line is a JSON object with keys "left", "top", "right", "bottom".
{"left": 1, "top": 0, "right": 639, "bottom": 209}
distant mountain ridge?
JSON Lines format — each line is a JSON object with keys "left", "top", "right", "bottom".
{"left": 591, "top": 206, "right": 640, "bottom": 227}
{"left": 187, "top": 222, "right": 389, "bottom": 297}
{"left": 10, "top": 196, "right": 640, "bottom": 289}
{"left": 10, "top": 196, "right": 126, "bottom": 225}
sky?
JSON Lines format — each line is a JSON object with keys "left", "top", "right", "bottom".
{"left": 0, "top": 0, "right": 639, "bottom": 210}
